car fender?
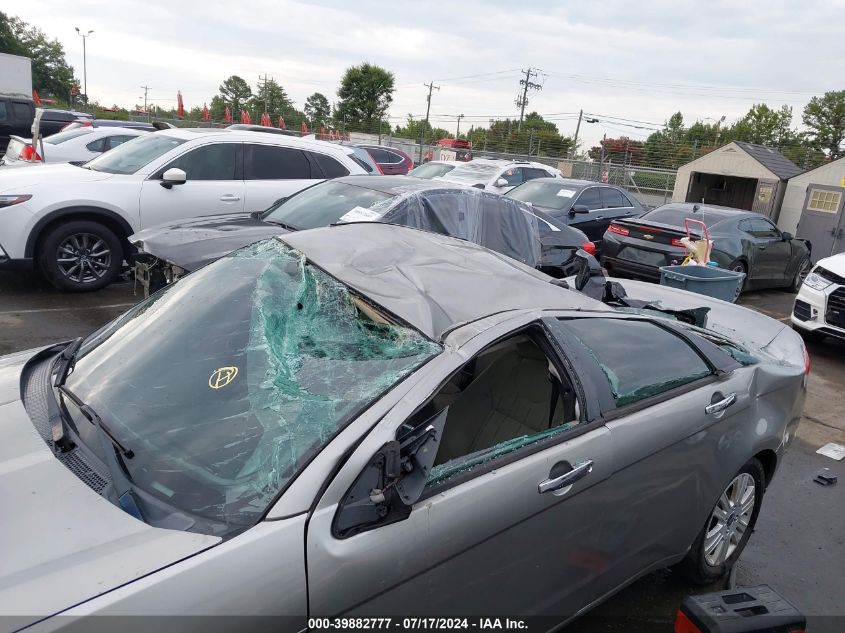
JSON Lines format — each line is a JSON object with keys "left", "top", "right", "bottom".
{"left": 25, "top": 205, "right": 136, "bottom": 258}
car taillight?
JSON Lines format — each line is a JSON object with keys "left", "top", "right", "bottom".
{"left": 673, "top": 610, "right": 702, "bottom": 633}
{"left": 803, "top": 341, "right": 810, "bottom": 375}
{"left": 608, "top": 223, "right": 629, "bottom": 236}
{"left": 581, "top": 242, "right": 596, "bottom": 255}
{"left": 18, "top": 145, "right": 41, "bottom": 162}
{"left": 671, "top": 237, "right": 686, "bottom": 247}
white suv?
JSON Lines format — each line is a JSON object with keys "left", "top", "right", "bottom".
{"left": 791, "top": 252, "right": 845, "bottom": 343}
{"left": 0, "top": 128, "right": 367, "bottom": 290}
{"left": 436, "top": 158, "right": 561, "bottom": 193}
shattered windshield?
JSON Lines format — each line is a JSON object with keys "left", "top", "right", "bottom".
{"left": 264, "top": 180, "right": 394, "bottom": 230}
{"left": 560, "top": 317, "right": 712, "bottom": 407}
{"left": 65, "top": 239, "right": 440, "bottom": 536}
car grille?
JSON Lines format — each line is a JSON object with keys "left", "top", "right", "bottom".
{"left": 826, "top": 287, "right": 845, "bottom": 329}
{"left": 22, "top": 355, "right": 111, "bottom": 495}
{"left": 817, "top": 266, "right": 845, "bottom": 285}
{"left": 793, "top": 300, "right": 811, "bottom": 322}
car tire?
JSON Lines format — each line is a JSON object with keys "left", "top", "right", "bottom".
{"left": 38, "top": 220, "right": 123, "bottom": 292}
{"left": 682, "top": 458, "right": 766, "bottom": 585}
{"left": 788, "top": 257, "right": 811, "bottom": 293}
{"left": 728, "top": 260, "right": 747, "bottom": 301}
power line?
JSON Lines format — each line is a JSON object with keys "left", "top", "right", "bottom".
{"left": 434, "top": 68, "right": 521, "bottom": 83}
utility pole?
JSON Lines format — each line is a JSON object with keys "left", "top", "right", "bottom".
{"left": 515, "top": 67, "right": 542, "bottom": 132}
{"left": 713, "top": 115, "right": 726, "bottom": 147}
{"left": 75, "top": 27, "right": 94, "bottom": 103}
{"left": 419, "top": 81, "right": 440, "bottom": 163}
{"left": 571, "top": 109, "right": 583, "bottom": 158}
{"left": 456, "top": 114, "right": 465, "bottom": 137}
{"left": 140, "top": 85, "right": 150, "bottom": 120}
{"left": 257, "top": 74, "right": 271, "bottom": 113}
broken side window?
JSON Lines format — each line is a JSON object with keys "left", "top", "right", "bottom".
{"left": 558, "top": 318, "right": 712, "bottom": 407}
{"left": 397, "top": 332, "right": 583, "bottom": 488}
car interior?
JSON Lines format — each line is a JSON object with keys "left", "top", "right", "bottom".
{"left": 398, "top": 332, "right": 581, "bottom": 477}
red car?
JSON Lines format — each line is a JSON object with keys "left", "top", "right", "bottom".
{"left": 358, "top": 144, "right": 414, "bottom": 175}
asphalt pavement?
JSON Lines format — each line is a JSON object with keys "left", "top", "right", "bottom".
{"left": 0, "top": 271, "right": 843, "bottom": 631}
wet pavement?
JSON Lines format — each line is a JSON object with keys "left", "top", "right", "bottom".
{"left": 1, "top": 272, "right": 843, "bottom": 630}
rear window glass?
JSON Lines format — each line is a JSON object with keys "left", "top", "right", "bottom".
{"left": 244, "top": 145, "right": 311, "bottom": 180}
{"left": 560, "top": 318, "right": 711, "bottom": 406}
{"left": 643, "top": 207, "right": 723, "bottom": 228}
{"left": 312, "top": 152, "right": 350, "bottom": 178}
{"left": 408, "top": 163, "right": 455, "bottom": 179}
{"left": 443, "top": 162, "right": 499, "bottom": 184}
{"left": 46, "top": 128, "right": 94, "bottom": 145}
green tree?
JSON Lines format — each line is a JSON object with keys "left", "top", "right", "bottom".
{"left": 466, "top": 113, "right": 572, "bottom": 157}
{"left": 0, "top": 12, "right": 75, "bottom": 100}
{"left": 250, "top": 78, "right": 293, "bottom": 116}
{"left": 393, "top": 115, "right": 450, "bottom": 143}
{"left": 304, "top": 92, "right": 331, "bottom": 128}
{"left": 728, "top": 104, "right": 794, "bottom": 146}
{"left": 335, "top": 63, "right": 395, "bottom": 132}
{"left": 209, "top": 95, "right": 228, "bottom": 121}
{"left": 643, "top": 112, "right": 691, "bottom": 168}
{"left": 802, "top": 90, "right": 845, "bottom": 159}
{"left": 218, "top": 75, "right": 252, "bottom": 112}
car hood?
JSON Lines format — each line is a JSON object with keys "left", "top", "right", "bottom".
{"left": 816, "top": 252, "right": 845, "bottom": 277}
{"left": 131, "top": 213, "right": 290, "bottom": 271}
{"left": 0, "top": 162, "right": 112, "bottom": 192}
{"left": 0, "top": 348, "right": 220, "bottom": 625}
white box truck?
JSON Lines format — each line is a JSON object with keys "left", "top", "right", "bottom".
{"left": 0, "top": 53, "right": 35, "bottom": 152}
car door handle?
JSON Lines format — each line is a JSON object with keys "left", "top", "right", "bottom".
{"left": 705, "top": 392, "right": 736, "bottom": 415}
{"left": 538, "top": 459, "right": 594, "bottom": 494}
{"left": 220, "top": 194, "right": 241, "bottom": 202}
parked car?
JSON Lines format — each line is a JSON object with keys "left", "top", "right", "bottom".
{"left": 505, "top": 177, "right": 645, "bottom": 244}
{"left": 131, "top": 175, "right": 594, "bottom": 294}
{"left": 226, "top": 123, "right": 300, "bottom": 137}
{"left": 791, "top": 252, "right": 845, "bottom": 342}
{"left": 356, "top": 144, "right": 414, "bottom": 175}
{"left": 437, "top": 158, "right": 561, "bottom": 193}
{"left": 0, "top": 222, "right": 807, "bottom": 628}
{"left": 0, "top": 95, "right": 35, "bottom": 153}
{"left": 407, "top": 160, "right": 462, "bottom": 179}
{"left": 1, "top": 126, "right": 149, "bottom": 167}
{"left": 62, "top": 119, "right": 157, "bottom": 131}
{"left": 36, "top": 108, "right": 94, "bottom": 136}
{"left": 0, "top": 128, "right": 367, "bottom": 291}
{"left": 601, "top": 203, "right": 812, "bottom": 299}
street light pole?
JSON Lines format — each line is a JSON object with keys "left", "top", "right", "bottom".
{"left": 456, "top": 114, "right": 464, "bottom": 138}
{"left": 75, "top": 27, "right": 94, "bottom": 102}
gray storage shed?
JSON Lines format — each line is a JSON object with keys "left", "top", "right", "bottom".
{"left": 672, "top": 141, "right": 802, "bottom": 221}
{"left": 779, "top": 157, "right": 845, "bottom": 262}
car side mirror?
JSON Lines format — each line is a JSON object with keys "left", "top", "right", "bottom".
{"left": 495, "top": 178, "right": 509, "bottom": 188}
{"left": 472, "top": 183, "right": 485, "bottom": 189}
{"left": 160, "top": 167, "right": 187, "bottom": 189}
{"left": 782, "top": 231, "right": 793, "bottom": 241}
{"left": 574, "top": 249, "right": 605, "bottom": 293}
{"left": 332, "top": 409, "right": 447, "bottom": 539}
{"left": 570, "top": 205, "right": 590, "bottom": 215}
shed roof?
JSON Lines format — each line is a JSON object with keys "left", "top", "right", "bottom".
{"left": 733, "top": 142, "right": 802, "bottom": 180}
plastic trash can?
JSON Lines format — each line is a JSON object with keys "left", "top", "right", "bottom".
{"left": 659, "top": 265, "right": 745, "bottom": 303}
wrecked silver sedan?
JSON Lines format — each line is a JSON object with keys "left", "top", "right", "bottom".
{"left": 0, "top": 224, "right": 806, "bottom": 631}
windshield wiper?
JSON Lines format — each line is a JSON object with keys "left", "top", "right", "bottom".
{"left": 263, "top": 218, "right": 299, "bottom": 231}
{"left": 48, "top": 338, "right": 84, "bottom": 451}
{"left": 59, "top": 386, "right": 135, "bottom": 459}
{"left": 54, "top": 336, "right": 83, "bottom": 387}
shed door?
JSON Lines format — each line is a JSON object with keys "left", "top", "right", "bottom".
{"left": 751, "top": 179, "right": 778, "bottom": 217}
{"left": 796, "top": 184, "right": 845, "bottom": 262}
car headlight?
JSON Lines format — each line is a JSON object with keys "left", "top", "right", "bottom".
{"left": 803, "top": 271, "right": 832, "bottom": 291}
{"left": 0, "top": 194, "right": 32, "bottom": 208}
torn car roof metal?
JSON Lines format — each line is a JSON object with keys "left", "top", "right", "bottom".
{"left": 278, "top": 223, "right": 602, "bottom": 341}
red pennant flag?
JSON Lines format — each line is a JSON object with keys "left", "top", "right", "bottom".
{"left": 277, "top": 116, "right": 286, "bottom": 129}
{"left": 32, "top": 90, "right": 42, "bottom": 105}
{"left": 202, "top": 104, "right": 210, "bottom": 121}
{"left": 301, "top": 121, "right": 308, "bottom": 134}
{"left": 224, "top": 106, "right": 232, "bottom": 123}
{"left": 176, "top": 91, "right": 185, "bottom": 118}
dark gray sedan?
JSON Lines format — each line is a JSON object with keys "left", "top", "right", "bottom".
{"left": 601, "top": 203, "right": 812, "bottom": 297}
{"left": 506, "top": 178, "right": 645, "bottom": 243}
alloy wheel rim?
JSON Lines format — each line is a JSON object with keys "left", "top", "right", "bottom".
{"left": 56, "top": 233, "right": 111, "bottom": 284}
{"left": 703, "top": 472, "right": 755, "bottom": 566}
{"left": 732, "top": 265, "right": 745, "bottom": 300}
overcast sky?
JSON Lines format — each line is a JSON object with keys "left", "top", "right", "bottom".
{"left": 13, "top": 0, "right": 845, "bottom": 149}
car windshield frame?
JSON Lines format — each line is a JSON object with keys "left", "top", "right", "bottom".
{"left": 63, "top": 239, "right": 441, "bottom": 537}
{"left": 84, "top": 133, "right": 187, "bottom": 174}
{"left": 264, "top": 180, "right": 395, "bottom": 230}
{"left": 506, "top": 180, "right": 578, "bottom": 210}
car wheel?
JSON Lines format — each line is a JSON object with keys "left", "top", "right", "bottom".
{"left": 38, "top": 220, "right": 123, "bottom": 292}
{"left": 788, "top": 257, "right": 811, "bottom": 293}
{"left": 682, "top": 458, "right": 765, "bottom": 585}
{"left": 728, "top": 260, "right": 747, "bottom": 301}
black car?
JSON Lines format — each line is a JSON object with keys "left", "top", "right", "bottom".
{"left": 37, "top": 108, "right": 94, "bottom": 137}
{"left": 506, "top": 178, "right": 645, "bottom": 243}
{"left": 601, "top": 203, "right": 812, "bottom": 297}
{"left": 0, "top": 96, "right": 35, "bottom": 153}
{"left": 131, "top": 176, "right": 593, "bottom": 294}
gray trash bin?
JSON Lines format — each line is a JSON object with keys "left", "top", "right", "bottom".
{"left": 658, "top": 265, "right": 746, "bottom": 303}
